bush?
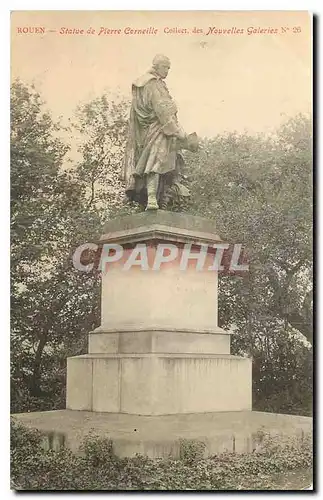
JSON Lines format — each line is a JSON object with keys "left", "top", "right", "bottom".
{"left": 11, "top": 419, "right": 312, "bottom": 491}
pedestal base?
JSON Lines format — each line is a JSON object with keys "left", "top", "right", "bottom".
{"left": 13, "top": 410, "right": 312, "bottom": 458}
{"left": 66, "top": 353, "right": 252, "bottom": 415}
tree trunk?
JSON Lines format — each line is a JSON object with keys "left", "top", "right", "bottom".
{"left": 29, "top": 333, "right": 48, "bottom": 397}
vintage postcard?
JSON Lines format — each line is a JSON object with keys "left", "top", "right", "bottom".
{"left": 10, "top": 10, "right": 313, "bottom": 491}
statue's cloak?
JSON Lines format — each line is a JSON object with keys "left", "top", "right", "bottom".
{"left": 122, "top": 71, "right": 183, "bottom": 200}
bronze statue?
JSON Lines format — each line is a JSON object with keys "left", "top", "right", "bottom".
{"left": 122, "top": 54, "right": 198, "bottom": 210}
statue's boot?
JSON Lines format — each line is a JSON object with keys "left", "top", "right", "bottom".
{"left": 146, "top": 173, "right": 159, "bottom": 210}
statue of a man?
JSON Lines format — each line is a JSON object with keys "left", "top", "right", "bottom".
{"left": 122, "top": 54, "right": 198, "bottom": 210}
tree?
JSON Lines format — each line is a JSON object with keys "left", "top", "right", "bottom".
{"left": 185, "top": 114, "right": 312, "bottom": 342}
{"left": 72, "top": 93, "right": 137, "bottom": 218}
{"left": 11, "top": 82, "right": 101, "bottom": 411}
{"left": 184, "top": 114, "right": 312, "bottom": 414}
{"left": 11, "top": 84, "right": 138, "bottom": 413}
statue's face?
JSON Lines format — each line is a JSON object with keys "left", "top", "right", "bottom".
{"left": 155, "top": 62, "right": 170, "bottom": 79}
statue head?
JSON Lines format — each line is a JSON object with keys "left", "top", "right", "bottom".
{"left": 152, "top": 54, "right": 171, "bottom": 79}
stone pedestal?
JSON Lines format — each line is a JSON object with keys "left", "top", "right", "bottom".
{"left": 13, "top": 211, "right": 312, "bottom": 460}
{"left": 66, "top": 211, "right": 252, "bottom": 415}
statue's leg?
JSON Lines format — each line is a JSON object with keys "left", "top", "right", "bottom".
{"left": 146, "top": 172, "right": 159, "bottom": 210}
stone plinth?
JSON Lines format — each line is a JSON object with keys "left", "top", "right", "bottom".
{"left": 12, "top": 211, "right": 312, "bottom": 462}
{"left": 100, "top": 265, "right": 219, "bottom": 331}
{"left": 13, "top": 410, "right": 312, "bottom": 458}
{"left": 88, "top": 327, "right": 231, "bottom": 354}
{"left": 67, "top": 353, "right": 251, "bottom": 415}
{"left": 98, "top": 211, "right": 223, "bottom": 332}
{"left": 66, "top": 211, "right": 252, "bottom": 415}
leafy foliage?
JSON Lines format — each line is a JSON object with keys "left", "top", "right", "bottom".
{"left": 72, "top": 94, "right": 130, "bottom": 217}
{"left": 184, "top": 114, "right": 313, "bottom": 415}
{"left": 10, "top": 83, "right": 130, "bottom": 412}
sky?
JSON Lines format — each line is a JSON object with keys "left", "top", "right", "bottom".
{"left": 11, "top": 10, "right": 312, "bottom": 138}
